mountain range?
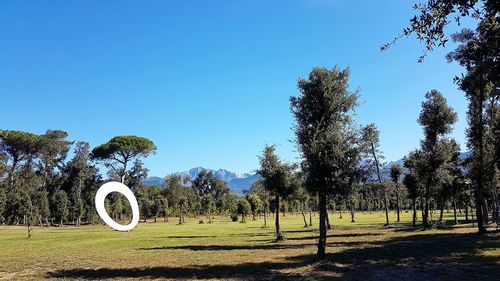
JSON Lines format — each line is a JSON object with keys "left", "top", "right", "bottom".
{"left": 143, "top": 151, "right": 472, "bottom": 195}
{"left": 142, "top": 167, "right": 260, "bottom": 194}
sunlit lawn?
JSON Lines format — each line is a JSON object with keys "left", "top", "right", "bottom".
{"left": 0, "top": 211, "right": 498, "bottom": 280}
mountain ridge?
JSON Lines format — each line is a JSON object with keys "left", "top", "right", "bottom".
{"left": 143, "top": 151, "right": 471, "bottom": 194}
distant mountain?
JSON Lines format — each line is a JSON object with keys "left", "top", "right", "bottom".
{"left": 143, "top": 151, "right": 471, "bottom": 193}
{"left": 142, "top": 176, "right": 165, "bottom": 187}
{"left": 142, "top": 167, "right": 260, "bottom": 194}
{"left": 378, "top": 151, "right": 471, "bottom": 181}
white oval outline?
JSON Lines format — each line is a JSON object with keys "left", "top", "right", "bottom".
{"left": 95, "top": 181, "right": 139, "bottom": 231}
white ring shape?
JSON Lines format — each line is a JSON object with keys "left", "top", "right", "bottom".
{"left": 95, "top": 181, "right": 139, "bottom": 231}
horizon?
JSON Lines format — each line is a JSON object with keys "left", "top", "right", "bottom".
{"left": 1, "top": 1, "right": 474, "bottom": 177}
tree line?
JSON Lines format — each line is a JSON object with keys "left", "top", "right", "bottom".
{"left": 0, "top": 0, "right": 497, "bottom": 261}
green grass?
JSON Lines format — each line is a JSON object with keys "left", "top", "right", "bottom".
{"left": 0, "top": 211, "right": 498, "bottom": 280}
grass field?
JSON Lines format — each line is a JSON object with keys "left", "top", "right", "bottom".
{"left": 0, "top": 211, "right": 498, "bottom": 281}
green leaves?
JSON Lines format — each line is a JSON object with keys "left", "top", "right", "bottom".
{"left": 91, "top": 135, "right": 156, "bottom": 162}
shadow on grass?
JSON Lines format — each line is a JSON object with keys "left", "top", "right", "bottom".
{"left": 286, "top": 232, "right": 383, "bottom": 241}
{"left": 47, "top": 232, "right": 499, "bottom": 281}
{"left": 139, "top": 242, "right": 317, "bottom": 251}
{"left": 158, "top": 235, "right": 218, "bottom": 239}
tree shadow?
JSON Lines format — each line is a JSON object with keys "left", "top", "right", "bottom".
{"left": 158, "top": 235, "right": 218, "bottom": 239}
{"left": 287, "top": 232, "right": 500, "bottom": 281}
{"left": 139, "top": 242, "right": 317, "bottom": 251}
{"left": 46, "top": 258, "right": 344, "bottom": 281}
{"left": 47, "top": 232, "right": 499, "bottom": 280}
{"left": 286, "top": 232, "right": 383, "bottom": 241}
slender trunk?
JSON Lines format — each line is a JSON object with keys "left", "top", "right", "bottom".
{"left": 338, "top": 203, "right": 342, "bottom": 219}
{"left": 439, "top": 201, "right": 445, "bottom": 222}
{"left": 412, "top": 199, "right": 417, "bottom": 227}
{"left": 475, "top": 190, "right": 486, "bottom": 233}
{"left": 301, "top": 206, "right": 308, "bottom": 227}
{"left": 481, "top": 198, "right": 489, "bottom": 224}
{"left": 465, "top": 204, "right": 469, "bottom": 222}
{"left": 453, "top": 197, "right": 458, "bottom": 224}
{"left": 423, "top": 193, "right": 431, "bottom": 229}
{"left": 309, "top": 207, "right": 313, "bottom": 226}
{"left": 384, "top": 191, "right": 390, "bottom": 226}
{"left": 396, "top": 183, "right": 400, "bottom": 222}
{"left": 317, "top": 191, "right": 327, "bottom": 259}
{"left": 326, "top": 209, "right": 332, "bottom": 230}
{"left": 275, "top": 196, "right": 283, "bottom": 241}
{"left": 263, "top": 209, "right": 267, "bottom": 227}
{"left": 350, "top": 201, "right": 355, "bottom": 223}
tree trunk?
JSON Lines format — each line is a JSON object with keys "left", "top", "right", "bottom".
{"left": 326, "top": 209, "right": 332, "bottom": 230}
{"left": 475, "top": 189, "right": 487, "bottom": 233}
{"left": 396, "top": 183, "right": 400, "bottom": 222}
{"left": 317, "top": 191, "right": 327, "bottom": 259}
{"left": 263, "top": 209, "right": 267, "bottom": 227}
{"left": 481, "top": 198, "right": 489, "bottom": 224}
{"left": 453, "top": 197, "right": 458, "bottom": 224}
{"left": 384, "top": 191, "right": 390, "bottom": 226}
{"left": 309, "top": 208, "right": 313, "bottom": 226}
{"left": 350, "top": 201, "right": 355, "bottom": 223}
{"left": 423, "top": 195, "right": 431, "bottom": 229}
{"left": 465, "top": 204, "right": 469, "bottom": 223}
{"left": 275, "top": 196, "right": 284, "bottom": 241}
{"left": 301, "top": 206, "right": 308, "bottom": 227}
{"left": 439, "top": 201, "right": 445, "bottom": 222}
{"left": 412, "top": 199, "right": 417, "bottom": 227}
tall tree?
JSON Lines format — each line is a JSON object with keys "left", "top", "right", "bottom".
{"left": 52, "top": 189, "right": 69, "bottom": 226}
{"left": 0, "top": 130, "right": 41, "bottom": 189}
{"left": 390, "top": 163, "right": 404, "bottom": 222}
{"left": 246, "top": 193, "right": 261, "bottom": 221}
{"left": 257, "top": 145, "right": 296, "bottom": 241}
{"left": 362, "top": 124, "right": 390, "bottom": 226}
{"left": 446, "top": 17, "right": 499, "bottom": 232}
{"left": 91, "top": 136, "right": 156, "bottom": 183}
{"left": 418, "top": 90, "right": 458, "bottom": 228}
{"left": 290, "top": 66, "right": 360, "bottom": 258}
{"left": 404, "top": 150, "right": 425, "bottom": 227}
{"left": 192, "top": 170, "right": 230, "bottom": 215}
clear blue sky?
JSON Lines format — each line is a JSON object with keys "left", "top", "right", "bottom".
{"left": 0, "top": 0, "right": 472, "bottom": 177}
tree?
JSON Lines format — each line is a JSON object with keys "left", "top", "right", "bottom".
{"left": 384, "top": 0, "right": 498, "bottom": 62}
{"left": 52, "top": 189, "right": 69, "bottom": 226}
{"left": 192, "top": 170, "right": 230, "bottom": 216}
{"left": 446, "top": 17, "right": 499, "bottom": 233}
{"left": 91, "top": 136, "right": 156, "bottom": 184}
{"left": 257, "top": 145, "right": 296, "bottom": 241}
{"left": 404, "top": 150, "right": 425, "bottom": 227}
{"left": 294, "top": 185, "right": 311, "bottom": 227}
{"left": 390, "top": 163, "right": 404, "bottom": 222}
{"left": 0, "top": 185, "right": 5, "bottom": 224}
{"left": 0, "top": 130, "right": 41, "bottom": 189}
{"left": 200, "top": 194, "right": 215, "bottom": 223}
{"left": 250, "top": 179, "right": 270, "bottom": 227}
{"left": 63, "top": 142, "right": 97, "bottom": 226}
{"left": 362, "top": 124, "right": 390, "bottom": 226}
{"left": 290, "top": 66, "right": 360, "bottom": 258}
{"left": 164, "top": 175, "right": 192, "bottom": 224}
{"left": 392, "top": 0, "right": 499, "bottom": 233}
{"left": 38, "top": 130, "right": 72, "bottom": 192}
{"left": 418, "top": 90, "right": 458, "bottom": 228}
{"left": 237, "top": 199, "right": 251, "bottom": 223}
{"left": 34, "top": 190, "right": 50, "bottom": 227}
{"left": 246, "top": 193, "right": 261, "bottom": 221}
